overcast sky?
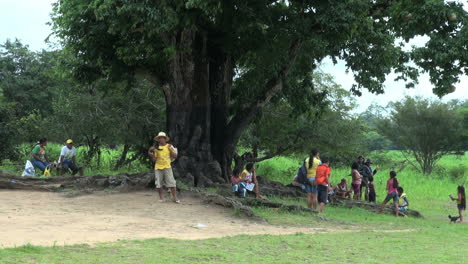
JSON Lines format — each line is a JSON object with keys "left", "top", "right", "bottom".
{"left": 1, "top": 0, "right": 466, "bottom": 113}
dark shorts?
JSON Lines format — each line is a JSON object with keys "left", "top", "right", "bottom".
{"left": 384, "top": 192, "right": 399, "bottom": 203}
{"left": 361, "top": 177, "right": 369, "bottom": 187}
{"left": 458, "top": 204, "right": 466, "bottom": 210}
{"left": 369, "top": 192, "right": 376, "bottom": 202}
{"left": 351, "top": 183, "right": 361, "bottom": 194}
{"left": 302, "top": 178, "right": 318, "bottom": 194}
{"left": 317, "top": 185, "right": 328, "bottom": 204}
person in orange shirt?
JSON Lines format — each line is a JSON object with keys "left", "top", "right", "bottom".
{"left": 315, "top": 157, "right": 331, "bottom": 213}
{"left": 148, "top": 132, "right": 179, "bottom": 203}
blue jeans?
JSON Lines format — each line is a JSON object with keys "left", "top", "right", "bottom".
{"left": 232, "top": 183, "right": 247, "bottom": 198}
{"left": 31, "top": 160, "right": 49, "bottom": 172}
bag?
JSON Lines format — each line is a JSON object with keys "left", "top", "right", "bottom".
{"left": 21, "top": 160, "right": 35, "bottom": 177}
{"left": 296, "top": 161, "right": 310, "bottom": 185}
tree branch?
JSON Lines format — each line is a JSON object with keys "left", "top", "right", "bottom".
{"left": 225, "top": 39, "right": 302, "bottom": 145}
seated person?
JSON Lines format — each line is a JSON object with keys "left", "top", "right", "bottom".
{"left": 30, "top": 138, "right": 50, "bottom": 173}
{"left": 397, "top": 187, "right": 409, "bottom": 211}
{"left": 240, "top": 163, "right": 262, "bottom": 199}
{"left": 231, "top": 168, "right": 247, "bottom": 198}
{"left": 334, "top": 178, "right": 352, "bottom": 198}
{"left": 58, "top": 139, "right": 84, "bottom": 176}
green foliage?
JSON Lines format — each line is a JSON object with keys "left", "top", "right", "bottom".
{"left": 240, "top": 72, "right": 368, "bottom": 165}
{"left": 377, "top": 97, "right": 465, "bottom": 175}
{"left": 0, "top": 103, "right": 20, "bottom": 161}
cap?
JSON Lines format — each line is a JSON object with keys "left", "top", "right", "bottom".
{"left": 66, "top": 139, "right": 73, "bottom": 144}
{"left": 358, "top": 155, "right": 364, "bottom": 159}
{"left": 365, "top": 159, "right": 373, "bottom": 164}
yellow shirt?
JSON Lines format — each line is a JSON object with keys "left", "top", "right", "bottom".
{"left": 154, "top": 145, "right": 172, "bottom": 170}
{"left": 305, "top": 157, "right": 321, "bottom": 178}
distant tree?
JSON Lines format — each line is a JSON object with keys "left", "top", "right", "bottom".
{"left": 378, "top": 97, "right": 464, "bottom": 174}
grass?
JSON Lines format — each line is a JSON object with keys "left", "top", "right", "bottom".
{"left": 0, "top": 151, "right": 467, "bottom": 263}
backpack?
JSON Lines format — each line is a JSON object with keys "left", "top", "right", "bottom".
{"left": 296, "top": 160, "right": 310, "bottom": 185}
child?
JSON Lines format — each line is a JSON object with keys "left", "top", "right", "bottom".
{"left": 449, "top": 185, "right": 466, "bottom": 223}
{"left": 335, "top": 178, "right": 352, "bottom": 199}
{"left": 240, "top": 163, "right": 262, "bottom": 199}
{"left": 368, "top": 179, "right": 376, "bottom": 203}
{"left": 397, "top": 187, "right": 409, "bottom": 212}
{"left": 351, "top": 162, "right": 362, "bottom": 200}
{"left": 231, "top": 168, "right": 247, "bottom": 198}
{"left": 379, "top": 171, "right": 399, "bottom": 216}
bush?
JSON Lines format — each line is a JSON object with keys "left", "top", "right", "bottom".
{"left": 448, "top": 165, "right": 466, "bottom": 182}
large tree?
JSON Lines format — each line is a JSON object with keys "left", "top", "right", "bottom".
{"left": 51, "top": 0, "right": 467, "bottom": 184}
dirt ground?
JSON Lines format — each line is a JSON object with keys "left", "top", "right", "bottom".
{"left": 0, "top": 190, "right": 346, "bottom": 248}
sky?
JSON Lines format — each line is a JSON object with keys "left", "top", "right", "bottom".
{"left": 1, "top": 0, "right": 466, "bottom": 113}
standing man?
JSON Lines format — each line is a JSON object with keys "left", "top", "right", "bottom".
{"left": 58, "top": 139, "right": 84, "bottom": 176}
{"left": 149, "top": 132, "right": 179, "bottom": 203}
{"left": 315, "top": 157, "right": 331, "bottom": 213}
{"left": 361, "top": 159, "right": 378, "bottom": 201}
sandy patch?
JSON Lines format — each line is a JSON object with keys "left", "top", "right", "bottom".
{"left": 0, "top": 190, "right": 347, "bottom": 248}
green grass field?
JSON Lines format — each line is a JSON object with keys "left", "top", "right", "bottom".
{"left": 0, "top": 151, "right": 467, "bottom": 263}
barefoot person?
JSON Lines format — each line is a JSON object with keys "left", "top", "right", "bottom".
{"left": 304, "top": 148, "right": 321, "bottom": 210}
{"left": 351, "top": 162, "right": 362, "bottom": 200}
{"left": 315, "top": 157, "right": 331, "bottom": 213}
{"left": 379, "top": 171, "right": 400, "bottom": 216}
{"left": 58, "top": 139, "right": 84, "bottom": 176}
{"left": 450, "top": 185, "right": 466, "bottom": 223}
{"left": 149, "top": 132, "right": 179, "bottom": 203}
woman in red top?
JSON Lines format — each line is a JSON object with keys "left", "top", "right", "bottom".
{"left": 379, "top": 171, "right": 400, "bottom": 216}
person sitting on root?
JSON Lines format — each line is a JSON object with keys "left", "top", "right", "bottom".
{"left": 231, "top": 168, "right": 247, "bottom": 198}
{"left": 334, "top": 178, "right": 352, "bottom": 199}
{"left": 240, "top": 163, "right": 262, "bottom": 199}
{"left": 30, "top": 138, "right": 51, "bottom": 173}
{"left": 149, "top": 132, "right": 179, "bottom": 204}
{"left": 58, "top": 139, "right": 84, "bottom": 176}
{"left": 397, "top": 187, "right": 409, "bottom": 213}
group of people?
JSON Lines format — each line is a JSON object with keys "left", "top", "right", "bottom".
{"left": 229, "top": 148, "right": 414, "bottom": 216}
{"left": 29, "top": 138, "right": 84, "bottom": 176}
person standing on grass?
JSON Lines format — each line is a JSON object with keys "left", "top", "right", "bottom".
{"left": 58, "top": 139, "right": 84, "bottom": 176}
{"left": 379, "top": 171, "right": 400, "bottom": 216}
{"left": 30, "top": 138, "right": 50, "bottom": 173}
{"left": 304, "top": 148, "right": 321, "bottom": 210}
{"left": 150, "top": 132, "right": 179, "bottom": 203}
{"left": 357, "top": 155, "right": 365, "bottom": 175}
{"left": 361, "top": 159, "right": 379, "bottom": 201}
{"left": 315, "top": 157, "right": 331, "bottom": 213}
{"left": 351, "top": 162, "right": 362, "bottom": 200}
{"left": 449, "top": 185, "right": 466, "bottom": 223}
{"left": 240, "top": 163, "right": 262, "bottom": 199}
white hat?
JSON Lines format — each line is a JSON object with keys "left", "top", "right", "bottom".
{"left": 155, "top": 132, "right": 170, "bottom": 141}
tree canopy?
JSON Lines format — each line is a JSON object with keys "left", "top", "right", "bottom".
{"left": 48, "top": 0, "right": 468, "bottom": 182}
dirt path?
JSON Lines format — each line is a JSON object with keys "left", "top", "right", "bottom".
{"left": 0, "top": 190, "right": 347, "bottom": 248}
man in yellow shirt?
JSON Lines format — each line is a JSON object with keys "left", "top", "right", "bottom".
{"left": 149, "top": 132, "right": 179, "bottom": 203}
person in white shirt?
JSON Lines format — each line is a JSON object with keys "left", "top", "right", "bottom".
{"left": 58, "top": 139, "right": 84, "bottom": 176}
